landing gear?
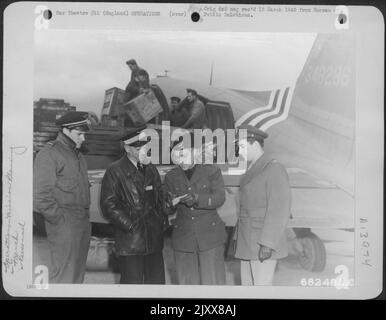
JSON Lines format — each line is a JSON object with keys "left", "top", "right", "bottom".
{"left": 291, "top": 228, "right": 326, "bottom": 272}
{"left": 33, "top": 212, "right": 47, "bottom": 237}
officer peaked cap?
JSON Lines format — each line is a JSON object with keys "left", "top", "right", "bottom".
{"left": 56, "top": 111, "right": 91, "bottom": 132}
{"left": 236, "top": 124, "right": 268, "bottom": 143}
{"left": 120, "top": 125, "right": 148, "bottom": 147}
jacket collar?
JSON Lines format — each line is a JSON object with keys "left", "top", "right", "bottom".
{"left": 176, "top": 164, "right": 204, "bottom": 185}
{"left": 56, "top": 131, "right": 77, "bottom": 151}
{"left": 120, "top": 155, "right": 137, "bottom": 173}
{"left": 189, "top": 164, "right": 204, "bottom": 184}
{"left": 240, "top": 153, "right": 273, "bottom": 189}
{"left": 119, "top": 155, "right": 146, "bottom": 182}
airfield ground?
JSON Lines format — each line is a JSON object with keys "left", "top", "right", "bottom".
{"left": 33, "top": 228, "right": 354, "bottom": 287}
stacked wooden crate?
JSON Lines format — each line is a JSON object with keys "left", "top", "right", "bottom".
{"left": 34, "top": 97, "right": 126, "bottom": 169}
{"left": 83, "top": 126, "right": 127, "bottom": 170}
{"left": 83, "top": 126, "right": 125, "bottom": 156}
{"left": 33, "top": 98, "right": 76, "bottom": 155}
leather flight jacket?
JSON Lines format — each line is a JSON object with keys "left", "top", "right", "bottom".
{"left": 100, "top": 156, "right": 167, "bottom": 256}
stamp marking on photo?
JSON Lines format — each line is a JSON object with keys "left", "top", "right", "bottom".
{"left": 2, "top": 2, "right": 384, "bottom": 299}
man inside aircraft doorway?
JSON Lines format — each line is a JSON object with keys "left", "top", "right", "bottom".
{"left": 181, "top": 88, "right": 208, "bottom": 129}
{"left": 170, "top": 96, "right": 188, "bottom": 127}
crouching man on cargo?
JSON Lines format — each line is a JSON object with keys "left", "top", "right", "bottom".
{"left": 100, "top": 127, "right": 167, "bottom": 284}
{"left": 33, "top": 111, "right": 92, "bottom": 283}
{"left": 164, "top": 144, "right": 227, "bottom": 285}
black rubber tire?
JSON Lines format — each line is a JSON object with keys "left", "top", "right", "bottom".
{"left": 33, "top": 212, "right": 47, "bottom": 237}
{"left": 298, "top": 232, "right": 326, "bottom": 272}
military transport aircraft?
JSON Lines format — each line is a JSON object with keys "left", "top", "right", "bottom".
{"left": 86, "top": 33, "right": 355, "bottom": 273}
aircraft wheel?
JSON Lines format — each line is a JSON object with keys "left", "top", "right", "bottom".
{"left": 33, "top": 212, "right": 47, "bottom": 237}
{"left": 297, "top": 232, "right": 326, "bottom": 272}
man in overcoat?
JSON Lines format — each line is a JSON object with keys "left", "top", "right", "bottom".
{"left": 234, "top": 124, "right": 291, "bottom": 285}
{"left": 33, "top": 111, "right": 92, "bottom": 283}
{"left": 164, "top": 144, "right": 227, "bottom": 285}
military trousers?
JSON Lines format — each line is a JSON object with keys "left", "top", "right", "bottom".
{"left": 174, "top": 245, "right": 226, "bottom": 285}
{"left": 240, "top": 259, "right": 278, "bottom": 286}
{"left": 118, "top": 251, "right": 165, "bottom": 284}
{"left": 45, "top": 212, "right": 91, "bottom": 284}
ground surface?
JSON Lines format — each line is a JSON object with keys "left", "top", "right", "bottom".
{"left": 33, "top": 228, "right": 354, "bottom": 287}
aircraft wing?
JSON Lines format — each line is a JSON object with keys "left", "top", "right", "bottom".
{"left": 286, "top": 168, "right": 354, "bottom": 229}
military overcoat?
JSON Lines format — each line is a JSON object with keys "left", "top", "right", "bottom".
{"left": 234, "top": 154, "right": 291, "bottom": 260}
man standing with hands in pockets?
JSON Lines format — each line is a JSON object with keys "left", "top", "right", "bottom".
{"left": 33, "top": 111, "right": 92, "bottom": 283}
{"left": 100, "top": 127, "right": 167, "bottom": 284}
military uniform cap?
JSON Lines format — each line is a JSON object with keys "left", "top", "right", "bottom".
{"left": 55, "top": 111, "right": 91, "bottom": 132}
{"left": 186, "top": 88, "right": 198, "bottom": 96}
{"left": 120, "top": 125, "right": 148, "bottom": 147}
{"left": 171, "top": 96, "right": 181, "bottom": 103}
{"left": 236, "top": 124, "right": 268, "bottom": 143}
{"left": 126, "top": 59, "right": 137, "bottom": 66}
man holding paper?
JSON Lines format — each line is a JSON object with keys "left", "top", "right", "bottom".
{"left": 164, "top": 144, "right": 227, "bottom": 285}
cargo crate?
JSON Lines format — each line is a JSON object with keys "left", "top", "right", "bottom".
{"left": 121, "top": 90, "right": 163, "bottom": 126}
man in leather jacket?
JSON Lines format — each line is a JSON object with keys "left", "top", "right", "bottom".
{"left": 100, "top": 126, "right": 167, "bottom": 284}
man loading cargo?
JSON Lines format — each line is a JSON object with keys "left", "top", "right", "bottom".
{"left": 125, "top": 59, "right": 150, "bottom": 102}
{"left": 33, "top": 111, "right": 92, "bottom": 283}
{"left": 181, "top": 88, "right": 208, "bottom": 129}
{"left": 137, "top": 69, "right": 151, "bottom": 94}
{"left": 124, "top": 59, "right": 170, "bottom": 124}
